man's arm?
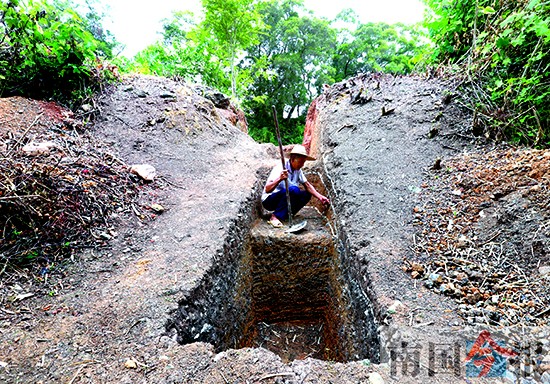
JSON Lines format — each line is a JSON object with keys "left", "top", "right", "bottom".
{"left": 265, "top": 169, "right": 288, "bottom": 194}
{"left": 303, "top": 181, "right": 330, "bottom": 205}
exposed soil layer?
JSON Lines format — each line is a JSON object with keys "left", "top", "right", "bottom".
{"left": 171, "top": 200, "right": 379, "bottom": 364}
{"left": 1, "top": 73, "right": 549, "bottom": 384}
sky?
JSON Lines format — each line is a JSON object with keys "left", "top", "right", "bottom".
{"left": 92, "top": 0, "right": 426, "bottom": 57}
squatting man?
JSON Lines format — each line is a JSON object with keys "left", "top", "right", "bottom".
{"left": 261, "top": 145, "right": 330, "bottom": 228}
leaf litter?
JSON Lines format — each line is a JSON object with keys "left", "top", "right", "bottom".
{"left": 406, "top": 145, "right": 550, "bottom": 326}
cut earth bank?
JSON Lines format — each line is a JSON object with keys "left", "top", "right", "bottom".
{"left": 1, "top": 73, "right": 548, "bottom": 383}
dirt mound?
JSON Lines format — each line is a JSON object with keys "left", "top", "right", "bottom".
{"left": 309, "top": 73, "right": 548, "bottom": 328}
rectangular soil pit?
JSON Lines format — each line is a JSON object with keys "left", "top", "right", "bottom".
{"left": 169, "top": 190, "right": 379, "bottom": 364}
{"left": 240, "top": 213, "right": 347, "bottom": 362}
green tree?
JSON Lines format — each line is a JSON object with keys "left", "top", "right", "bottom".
{"left": 201, "top": 0, "right": 264, "bottom": 100}
{"left": 131, "top": 11, "right": 230, "bottom": 92}
{"left": 331, "top": 10, "right": 428, "bottom": 82}
{"left": 125, "top": 0, "right": 429, "bottom": 145}
{"left": 244, "top": 0, "right": 336, "bottom": 144}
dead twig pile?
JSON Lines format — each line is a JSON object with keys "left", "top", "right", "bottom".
{"left": 0, "top": 122, "right": 148, "bottom": 275}
{"left": 406, "top": 146, "right": 550, "bottom": 326}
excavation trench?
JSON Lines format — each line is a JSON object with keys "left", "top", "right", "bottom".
{"left": 168, "top": 167, "right": 380, "bottom": 363}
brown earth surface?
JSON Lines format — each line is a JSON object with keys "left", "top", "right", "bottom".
{"left": 1, "top": 73, "right": 549, "bottom": 383}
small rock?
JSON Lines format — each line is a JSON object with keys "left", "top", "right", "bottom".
{"left": 124, "top": 358, "right": 138, "bottom": 369}
{"left": 530, "top": 184, "right": 541, "bottom": 193}
{"left": 387, "top": 300, "right": 404, "bottom": 314}
{"left": 22, "top": 141, "right": 56, "bottom": 156}
{"left": 213, "top": 351, "right": 227, "bottom": 362}
{"left": 457, "top": 235, "right": 469, "bottom": 248}
{"left": 150, "top": 204, "right": 165, "bottom": 213}
{"left": 130, "top": 164, "right": 156, "bottom": 181}
{"left": 428, "top": 273, "right": 443, "bottom": 285}
{"left": 539, "top": 266, "right": 550, "bottom": 276}
{"left": 160, "top": 92, "right": 176, "bottom": 99}
{"left": 368, "top": 372, "right": 385, "bottom": 384}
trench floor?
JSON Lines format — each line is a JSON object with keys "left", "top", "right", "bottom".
{"left": 254, "top": 319, "right": 326, "bottom": 363}
{"left": 252, "top": 205, "right": 333, "bottom": 238}
{"left": 245, "top": 206, "right": 341, "bottom": 362}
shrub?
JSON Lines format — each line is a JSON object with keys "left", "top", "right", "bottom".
{"left": 0, "top": 0, "right": 117, "bottom": 107}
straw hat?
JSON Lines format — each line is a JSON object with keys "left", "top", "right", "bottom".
{"left": 289, "top": 144, "right": 316, "bottom": 161}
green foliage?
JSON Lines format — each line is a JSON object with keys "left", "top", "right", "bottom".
{"left": 201, "top": 0, "right": 264, "bottom": 99}
{"left": 243, "top": 0, "right": 336, "bottom": 145}
{"left": 130, "top": 11, "right": 231, "bottom": 95}
{"left": 332, "top": 10, "right": 429, "bottom": 81}
{"left": 423, "top": 0, "right": 550, "bottom": 147}
{"left": 0, "top": 0, "right": 118, "bottom": 107}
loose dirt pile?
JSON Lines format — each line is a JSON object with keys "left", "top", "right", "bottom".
{"left": 408, "top": 147, "right": 550, "bottom": 326}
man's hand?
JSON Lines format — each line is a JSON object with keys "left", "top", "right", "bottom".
{"left": 319, "top": 195, "right": 330, "bottom": 206}
{"left": 264, "top": 169, "right": 288, "bottom": 194}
